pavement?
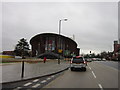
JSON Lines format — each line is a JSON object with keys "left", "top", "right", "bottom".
{"left": 1, "top": 59, "right": 70, "bottom": 83}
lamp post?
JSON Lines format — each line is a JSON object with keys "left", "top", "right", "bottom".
{"left": 58, "top": 19, "right": 68, "bottom": 64}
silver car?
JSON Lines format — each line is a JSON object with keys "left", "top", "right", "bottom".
{"left": 70, "top": 56, "right": 87, "bottom": 71}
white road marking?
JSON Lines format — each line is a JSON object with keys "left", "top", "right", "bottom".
{"left": 87, "top": 65, "right": 91, "bottom": 70}
{"left": 13, "top": 87, "right": 22, "bottom": 90}
{"left": 51, "top": 75, "right": 55, "bottom": 78}
{"left": 98, "top": 84, "right": 103, "bottom": 90}
{"left": 92, "top": 71, "right": 96, "bottom": 78}
{"left": 89, "top": 66, "right": 92, "bottom": 70}
{"left": 33, "top": 79, "right": 39, "bottom": 82}
{"left": 32, "top": 84, "right": 41, "bottom": 88}
{"left": 47, "top": 77, "right": 51, "bottom": 80}
{"left": 41, "top": 80, "right": 47, "bottom": 83}
{"left": 23, "top": 82, "right": 32, "bottom": 86}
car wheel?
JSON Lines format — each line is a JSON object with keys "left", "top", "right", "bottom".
{"left": 82, "top": 67, "right": 86, "bottom": 71}
{"left": 70, "top": 67, "right": 74, "bottom": 71}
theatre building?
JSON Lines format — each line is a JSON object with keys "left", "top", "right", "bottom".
{"left": 30, "top": 33, "right": 80, "bottom": 58}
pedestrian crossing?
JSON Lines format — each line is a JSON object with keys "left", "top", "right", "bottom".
{"left": 13, "top": 75, "right": 56, "bottom": 89}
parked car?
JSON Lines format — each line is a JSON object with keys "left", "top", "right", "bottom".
{"left": 70, "top": 56, "right": 87, "bottom": 71}
{"left": 96, "top": 58, "right": 101, "bottom": 61}
{"left": 86, "top": 58, "right": 92, "bottom": 62}
{"left": 92, "top": 58, "right": 97, "bottom": 61}
{"left": 102, "top": 58, "right": 106, "bottom": 61}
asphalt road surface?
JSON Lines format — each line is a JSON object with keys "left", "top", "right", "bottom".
{"left": 98, "top": 61, "right": 120, "bottom": 70}
{"left": 2, "top": 61, "right": 119, "bottom": 90}
{"left": 44, "top": 61, "right": 119, "bottom": 89}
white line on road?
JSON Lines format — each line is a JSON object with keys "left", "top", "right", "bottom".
{"left": 92, "top": 71, "right": 96, "bottom": 78}
{"left": 89, "top": 66, "right": 92, "bottom": 70}
{"left": 13, "top": 87, "right": 22, "bottom": 90}
{"left": 47, "top": 77, "right": 51, "bottom": 80}
{"left": 32, "top": 84, "right": 41, "bottom": 88}
{"left": 23, "top": 82, "right": 32, "bottom": 86}
{"left": 41, "top": 80, "right": 47, "bottom": 84}
{"left": 98, "top": 84, "right": 103, "bottom": 90}
{"left": 51, "top": 75, "right": 55, "bottom": 78}
{"left": 87, "top": 65, "right": 92, "bottom": 70}
{"left": 33, "top": 79, "right": 39, "bottom": 82}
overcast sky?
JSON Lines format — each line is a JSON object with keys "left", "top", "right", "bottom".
{"left": 1, "top": 1, "right": 118, "bottom": 54}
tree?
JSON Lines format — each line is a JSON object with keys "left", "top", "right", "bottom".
{"left": 14, "top": 38, "right": 30, "bottom": 58}
{"left": 96, "top": 53, "right": 101, "bottom": 58}
{"left": 91, "top": 53, "right": 96, "bottom": 58}
{"left": 84, "top": 54, "right": 90, "bottom": 58}
{"left": 100, "top": 51, "right": 108, "bottom": 59}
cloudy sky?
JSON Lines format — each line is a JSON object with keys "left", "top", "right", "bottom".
{"left": 1, "top": 1, "right": 118, "bottom": 54}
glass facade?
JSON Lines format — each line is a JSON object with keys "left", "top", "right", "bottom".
{"left": 30, "top": 33, "right": 79, "bottom": 57}
{"left": 45, "top": 37, "right": 55, "bottom": 52}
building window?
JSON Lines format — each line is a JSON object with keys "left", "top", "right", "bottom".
{"left": 45, "top": 37, "right": 55, "bottom": 52}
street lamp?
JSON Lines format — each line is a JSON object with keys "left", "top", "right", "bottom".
{"left": 59, "top": 19, "right": 68, "bottom": 35}
{"left": 58, "top": 18, "right": 68, "bottom": 64}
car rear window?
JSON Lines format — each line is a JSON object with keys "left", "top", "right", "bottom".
{"left": 72, "top": 57, "right": 84, "bottom": 63}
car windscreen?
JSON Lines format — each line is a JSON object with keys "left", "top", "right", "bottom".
{"left": 72, "top": 57, "right": 84, "bottom": 63}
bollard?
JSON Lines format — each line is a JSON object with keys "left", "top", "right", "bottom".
{"left": 21, "top": 61, "right": 24, "bottom": 78}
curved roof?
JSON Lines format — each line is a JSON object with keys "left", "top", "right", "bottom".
{"left": 30, "top": 33, "right": 77, "bottom": 45}
{"left": 37, "top": 52, "right": 63, "bottom": 59}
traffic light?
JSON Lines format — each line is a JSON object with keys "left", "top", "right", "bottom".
{"left": 90, "top": 51, "right": 91, "bottom": 54}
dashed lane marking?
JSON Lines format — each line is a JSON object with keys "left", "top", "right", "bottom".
{"left": 33, "top": 79, "right": 39, "bottom": 82}
{"left": 51, "top": 75, "right": 55, "bottom": 78}
{"left": 98, "top": 84, "right": 103, "bottom": 90}
{"left": 92, "top": 71, "right": 96, "bottom": 78}
{"left": 89, "top": 66, "right": 92, "bottom": 70}
{"left": 41, "top": 80, "right": 47, "bottom": 84}
{"left": 32, "top": 84, "right": 41, "bottom": 88}
{"left": 13, "top": 87, "right": 22, "bottom": 90}
{"left": 23, "top": 82, "right": 32, "bottom": 86}
{"left": 47, "top": 77, "right": 51, "bottom": 80}
{"left": 87, "top": 64, "right": 92, "bottom": 70}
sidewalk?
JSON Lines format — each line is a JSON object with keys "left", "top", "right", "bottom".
{"left": 1, "top": 59, "right": 70, "bottom": 83}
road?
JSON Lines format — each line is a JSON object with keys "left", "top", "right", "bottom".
{"left": 44, "top": 61, "right": 119, "bottom": 89}
{"left": 2, "top": 73, "right": 62, "bottom": 89}
{"left": 98, "top": 61, "right": 120, "bottom": 70}
{"left": 2, "top": 61, "right": 119, "bottom": 90}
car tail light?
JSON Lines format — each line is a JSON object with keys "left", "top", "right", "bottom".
{"left": 84, "top": 61, "right": 87, "bottom": 64}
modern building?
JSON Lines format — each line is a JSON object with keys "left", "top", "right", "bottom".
{"left": 30, "top": 33, "right": 80, "bottom": 58}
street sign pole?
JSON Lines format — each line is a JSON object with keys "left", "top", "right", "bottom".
{"left": 58, "top": 20, "right": 61, "bottom": 64}
{"left": 58, "top": 19, "right": 67, "bottom": 64}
